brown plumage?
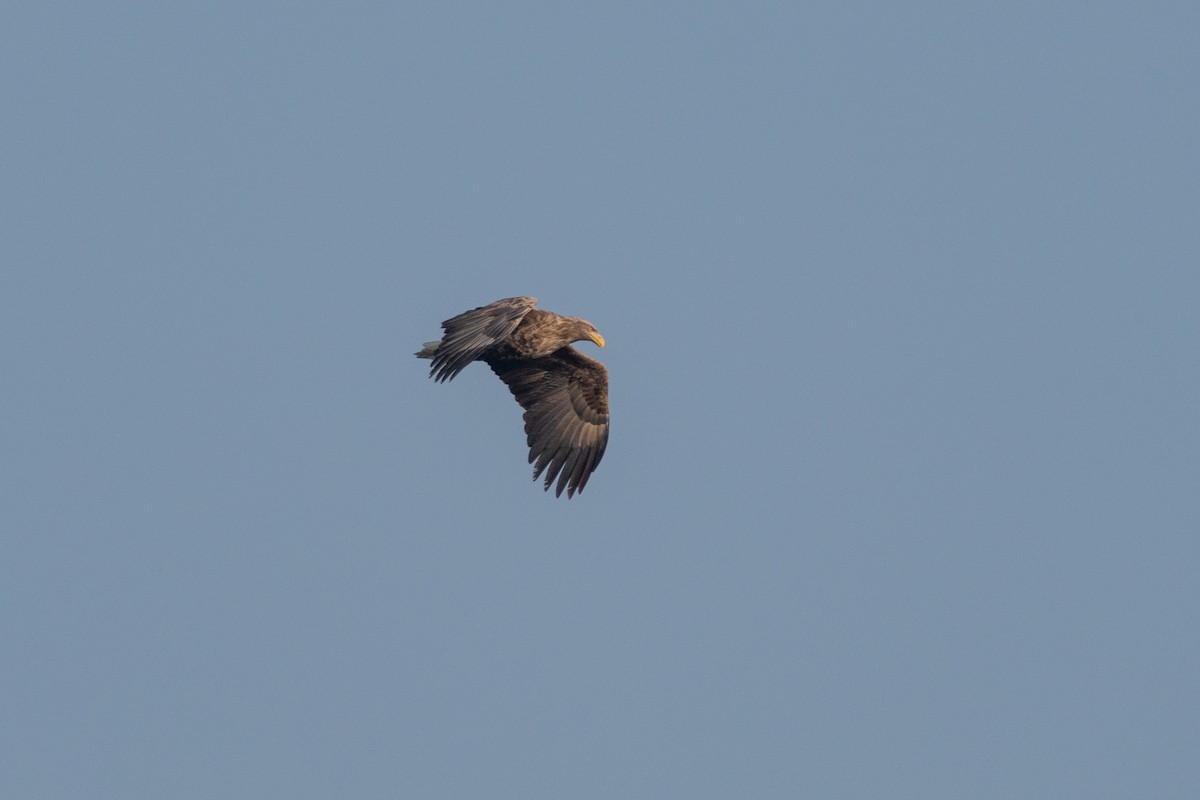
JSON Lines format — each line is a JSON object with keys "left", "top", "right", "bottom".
{"left": 416, "top": 296, "right": 609, "bottom": 498}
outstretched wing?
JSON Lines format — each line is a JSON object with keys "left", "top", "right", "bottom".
{"left": 489, "top": 348, "right": 609, "bottom": 498}
{"left": 428, "top": 296, "right": 538, "bottom": 382}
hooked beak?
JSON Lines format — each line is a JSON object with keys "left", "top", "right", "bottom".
{"left": 587, "top": 330, "right": 606, "bottom": 349}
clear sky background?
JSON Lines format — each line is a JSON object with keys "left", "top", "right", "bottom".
{"left": 3, "top": 3, "right": 1197, "bottom": 798}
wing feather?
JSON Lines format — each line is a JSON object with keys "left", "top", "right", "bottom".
{"left": 555, "top": 424, "right": 591, "bottom": 497}
{"left": 488, "top": 347, "right": 610, "bottom": 498}
{"left": 429, "top": 296, "right": 538, "bottom": 382}
{"left": 531, "top": 410, "right": 573, "bottom": 472}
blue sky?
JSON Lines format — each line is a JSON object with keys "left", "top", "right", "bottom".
{"left": 3, "top": 3, "right": 1198, "bottom": 798}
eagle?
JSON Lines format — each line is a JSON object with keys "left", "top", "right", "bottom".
{"left": 416, "top": 296, "right": 609, "bottom": 498}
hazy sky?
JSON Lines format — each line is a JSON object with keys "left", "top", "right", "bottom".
{"left": 3, "top": 3, "right": 1198, "bottom": 798}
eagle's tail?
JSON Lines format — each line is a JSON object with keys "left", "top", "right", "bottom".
{"left": 415, "top": 341, "right": 441, "bottom": 359}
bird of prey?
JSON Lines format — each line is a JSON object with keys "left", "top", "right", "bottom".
{"left": 416, "top": 296, "right": 609, "bottom": 498}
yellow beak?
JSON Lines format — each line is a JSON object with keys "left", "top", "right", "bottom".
{"left": 588, "top": 330, "right": 606, "bottom": 349}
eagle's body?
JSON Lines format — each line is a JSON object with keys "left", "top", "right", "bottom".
{"left": 417, "top": 296, "right": 609, "bottom": 498}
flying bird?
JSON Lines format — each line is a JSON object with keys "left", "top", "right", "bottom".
{"left": 416, "top": 296, "right": 609, "bottom": 498}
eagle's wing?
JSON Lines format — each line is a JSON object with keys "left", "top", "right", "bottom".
{"left": 489, "top": 347, "right": 609, "bottom": 498}
{"left": 428, "top": 296, "right": 538, "bottom": 382}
